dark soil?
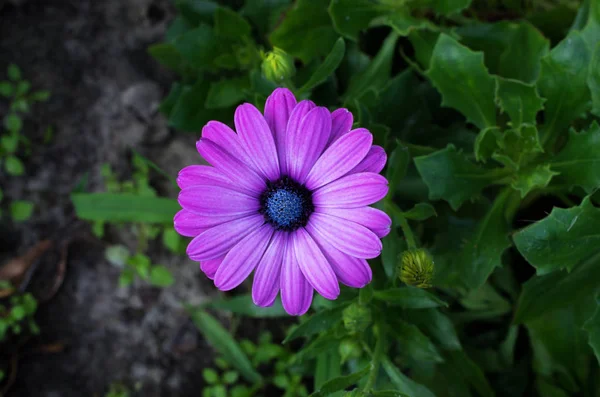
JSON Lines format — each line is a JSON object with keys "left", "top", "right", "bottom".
{"left": 0, "top": 1, "right": 222, "bottom": 396}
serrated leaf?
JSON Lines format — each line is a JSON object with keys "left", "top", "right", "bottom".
{"left": 511, "top": 164, "right": 558, "bottom": 198}
{"left": 297, "top": 38, "right": 345, "bottom": 95}
{"left": 373, "top": 288, "right": 447, "bottom": 308}
{"left": 495, "top": 124, "right": 543, "bottom": 169}
{"left": 207, "top": 295, "right": 288, "bottom": 318}
{"left": 390, "top": 319, "right": 443, "bottom": 362}
{"left": 550, "top": 121, "right": 600, "bottom": 192}
{"left": 426, "top": 33, "right": 496, "bottom": 129}
{"left": 498, "top": 22, "right": 549, "bottom": 83}
{"left": 590, "top": 43, "right": 600, "bottom": 116}
{"left": 328, "top": 0, "right": 388, "bottom": 41}
{"left": 414, "top": 145, "right": 500, "bottom": 210}
{"left": 538, "top": 32, "right": 590, "bottom": 146}
{"left": 188, "top": 309, "right": 262, "bottom": 383}
{"left": 214, "top": 7, "right": 251, "bottom": 39}
{"left": 71, "top": 193, "right": 179, "bottom": 223}
{"left": 381, "top": 358, "right": 436, "bottom": 397}
{"left": 310, "top": 365, "right": 370, "bottom": 397}
{"left": 283, "top": 305, "right": 346, "bottom": 343}
{"left": 514, "top": 196, "right": 600, "bottom": 273}
{"left": 584, "top": 296, "right": 600, "bottom": 364}
{"left": 270, "top": 0, "right": 338, "bottom": 63}
{"left": 205, "top": 76, "right": 249, "bottom": 109}
{"left": 495, "top": 77, "right": 545, "bottom": 127}
{"left": 403, "top": 202, "right": 437, "bottom": 221}
{"left": 474, "top": 127, "right": 500, "bottom": 163}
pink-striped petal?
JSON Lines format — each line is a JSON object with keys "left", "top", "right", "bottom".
{"left": 292, "top": 228, "right": 340, "bottom": 300}
{"left": 264, "top": 88, "right": 297, "bottom": 173}
{"left": 202, "top": 121, "right": 254, "bottom": 170}
{"left": 349, "top": 145, "right": 387, "bottom": 174}
{"left": 214, "top": 224, "right": 274, "bottom": 291}
{"left": 235, "top": 103, "right": 280, "bottom": 181}
{"left": 283, "top": 100, "right": 315, "bottom": 175}
{"left": 186, "top": 214, "right": 264, "bottom": 261}
{"left": 178, "top": 185, "right": 259, "bottom": 216}
{"left": 304, "top": 128, "right": 372, "bottom": 190}
{"left": 310, "top": 235, "right": 372, "bottom": 288}
{"left": 197, "top": 139, "right": 266, "bottom": 195}
{"left": 316, "top": 206, "right": 392, "bottom": 238}
{"left": 200, "top": 257, "right": 223, "bottom": 280}
{"left": 313, "top": 172, "right": 389, "bottom": 208}
{"left": 287, "top": 107, "right": 331, "bottom": 183}
{"left": 174, "top": 210, "right": 208, "bottom": 237}
{"left": 281, "top": 239, "right": 313, "bottom": 316}
{"left": 252, "top": 231, "right": 287, "bottom": 307}
{"left": 307, "top": 212, "right": 382, "bottom": 259}
{"left": 329, "top": 108, "right": 353, "bottom": 144}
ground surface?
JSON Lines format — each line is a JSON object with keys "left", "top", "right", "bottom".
{"left": 0, "top": 1, "right": 220, "bottom": 395}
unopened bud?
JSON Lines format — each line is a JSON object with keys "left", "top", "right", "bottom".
{"left": 399, "top": 249, "right": 434, "bottom": 288}
{"left": 342, "top": 303, "right": 372, "bottom": 334}
{"left": 261, "top": 48, "right": 296, "bottom": 83}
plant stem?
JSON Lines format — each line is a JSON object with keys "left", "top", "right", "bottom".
{"left": 364, "top": 327, "right": 384, "bottom": 391}
{"left": 386, "top": 201, "right": 417, "bottom": 250}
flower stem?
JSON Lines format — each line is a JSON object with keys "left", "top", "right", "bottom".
{"left": 364, "top": 328, "right": 384, "bottom": 391}
{"left": 386, "top": 201, "right": 417, "bottom": 250}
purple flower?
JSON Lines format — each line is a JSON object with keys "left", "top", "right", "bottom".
{"left": 175, "top": 88, "right": 391, "bottom": 316}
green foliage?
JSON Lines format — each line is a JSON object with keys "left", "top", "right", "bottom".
{"left": 0, "top": 289, "right": 39, "bottom": 342}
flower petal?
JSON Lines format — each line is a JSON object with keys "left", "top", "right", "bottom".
{"left": 186, "top": 214, "right": 264, "bottom": 261}
{"left": 281, "top": 239, "right": 313, "bottom": 316}
{"left": 287, "top": 106, "right": 331, "bottom": 183}
{"left": 202, "top": 121, "right": 254, "bottom": 170}
{"left": 178, "top": 185, "right": 259, "bottom": 216}
{"left": 197, "top": 138, "right": 266, "bottom": 195}
{"left": 329, "top": 108, "right": 353, "bottom": 144}
{"left": 177, "top": 165, "right": 232, "bottom": 190}
{"left": 313, "top": 172, "right": 389, "bottom": 208}
{"left": 310, "top": 235, "right": 372, "bottom": 288}
{"left": 307, "top": 212, "right": 382, "bottom": 259}
{"left": 265, "top": 88, "right": 297, "bottom": 173}
{"left": 235, "top": 103, "right": 281, "bottom": 181}
{"left": 283, "top": 100, "right": 315, "bottom": 175}
{"left": 174, "top": 210, "right": 214, "bottom": 237}
{"left": 214, "top": 224, "right": 274, "bottom": 291}
{"left": 200, "top": 257, "right": 223, "bottom": 280}
{"left": 252, "top": 231, "right": 287, "bottom": 307}
{"left": 315, "top": 206, "right": 392, "bottom": 238}
{"left": 292, "top": 228, "right": 340, "bottom": 300}
{"left": 349, "top": 145, "right": 387, "bottom": 174}
{"left": 304, "top": 128, "right": 372, "bottom": 190}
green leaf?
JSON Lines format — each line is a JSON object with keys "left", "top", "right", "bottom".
{"left": 381, "top": 228, "right": 405, "bottom": 278}
{"left": 270, "top": 0, "right": 338, "bottom": 63}
{"left": 446, "top": 350, "right": 495, "bottom": 397}
{"left": 4, "top": 113, "right": 22, "bottom": 132}
{"left": 344, "top": 32, "right": 399, "bottom": 101}
{"left": 10, "top": 200, "right": 34, "bottom": 221}
{"left": 15, "top": 81, "right": 30, "bottom": 96}
{"left": 328, "top": 0, "right": 388, "bottom": 41}
{"left": 207, "top": 295, "right": 288, "bottom": 318}
{"left": 386, "top": 143, "right": 410, "bottom": 197}
{"left": 584, "top": 296, "right": 600, "bottom": 364}
{"left": 589, "top": 43, "right": 600, "bottom": 117}
{"left": 314, "top": 350, "right": 342, "bottom": 395}
{"left": 381, "top": 358, "right": 436, "bottom": 397}
{"left": 240, "top": 0, "right": 290, "bottom": 36}
{"left": 426, "top": 33, "right": 496, "bottom": 129}
{"left": 495, "top": 77, "right": 545, "bottom": 127}
{"left": 214, "top": 7, "right": 251, "bottom": 39}
{"left": 162, "top": 227, "right": 182, "bottom": 253}
{"left": 7, "top": 64, "right": 21, "bottom": 81}
{"left": 1, "top": 134, "right": 18, "bottom": 153}
{"left": 203, "top": 368, "right": 219, "bottom": 384}
{"left": 385, "top": 10, "right": 436, "bottom": 36}
{"left": 403, "top": 203, "right": 437, "bottom": 221}
{"left": 310, "top": 365, "right": 371, "bottom": 397}
{"left": 414, "top": 145, "right": 500, "bottom": 210}
{"left": 511, "top": 164, "right": 558, "bottom": 198}
{"left": 474, "top": 127, "right": 500, "bottom": 163}
{"left": 283, "top": 305, "right": 346, "bottom": 343}
{"left": 150, "top": 265, "right": 175, "bottom": 287}
{"left": 173, "top": 24, "right": 218, "bottom": 69}
{"left": 550, "top": 121, "right": 600, "bottom": 193}
{"left": 408, "top": 309, "right": 462, "bottom": 351}
{"left": 188, "top": 309, "right": 262, "bottom": 383}
{"left": 0, "top": 81, "right": 13, "bottom": 97}
{"left": 5, "top": 155, "right": 25, "bottom": 176}
{"left": 105, "top": 244, "right": 130, "bottom": 267}
{"left": 71, "top": 193, "right": 179, "bottom": 223}
{"left": 513, "top": 251, "right": 600, "bottom": 324}
{"left": 169, "top": 80, "right": 228, "bottom": 131}
{"left": 494, "top": 124, "right": 543, "bottom": 169}
{"left": 431, "top": 0, "right": 472, "bottom": 15}
{"left": 498, "top": 22, "right": 549, "bottom": 83}
{"left": 538, "top": 32, "right": 591, "bottom": 146}
{"left": 297, "top": 38, "right": 346, "bottom": 95}
{"left": 148, "top": 43, "right": 185, "bottom": 73}
{"left": 31, "top": 90, "right": 50, "bottom": 102}
{"left": 176, "top": 0, "right": 218, "bottom": 26}
{"left": 373, "top": 287, "right": 448, "bottom": 309}
{"left": 514, "top": 196, "right": 600, "bottom": 273}
{"left": 390, "top": 320, "right": 443, "bottom": 362}
{"left": 205, "top": 76, "right": 249, "bottom": 109}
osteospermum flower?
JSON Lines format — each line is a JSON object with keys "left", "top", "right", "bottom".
{"left": 174, "top": 88, "right": 391, "bottom": 315}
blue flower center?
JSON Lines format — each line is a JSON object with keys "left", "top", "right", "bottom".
{"left": 260, "top": 177, "right": 313, "bottom": 231}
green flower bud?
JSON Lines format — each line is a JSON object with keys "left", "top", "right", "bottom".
{"left": 261, "top": 47, "right": 296, "bottom": 83}
{"left": 342, "top": 303, "right": 372, "bottom": 334}
{"left": 399, "top": 249, "right": 434, "bottom": 288}
{"left": 338, "top": 338, "right": 362, "bottom": 363}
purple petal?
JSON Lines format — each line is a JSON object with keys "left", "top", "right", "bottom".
{"left": 235, "top": 103, "right": 281, "bottom": 181}
{"left": 177, "top": 165, "right": 232, "bottom": 190}
{"left": 186, "top": 214, "right": 264, "bottom": 261}
{"left": 349, "top": 145, "right": 387, "bottom": 174}
{"left": 316, "top": 206, "right": 392, "bottom": 238}
{"left": 313, "top": 172, "right": 389, "bottom": 208}
{"left": 306, "top": 212, "right": 382, "bottom": 259}
{"left": 202, "top": 121, "right": 254, "bottom": 170}
{"left": 174, "top": 209, "right": 222, "bottom": 237}
{"left": 310, "top": 235, "right": 372, "bottom": 288}
{"left": 281, "top": 239, "right": 313, "bottom": 316}
{"left": 178, "top": 185, "right": 259, "bottom": 216}
{"left": 292, "top": 228, "right": 340, "bottom": 300}
{"left": 252, "top": 231, "right": 287, "bottom": 307}
{"left": 197, "top": 139, "right": 266, "bottom": 195}
{"left": 329, "top": 108, "right": 353, "bottom": 144}
{"left": 200, "top": 257, "right": 223, "bottom": 280}
{"left": 214, "top": 224, "right": 274, "bottom": 291}
{"left": 304, "top": 128, "right": 372, "bottom": 190}
{"left": 264, "top": 88, "right": 297, "bottom": 173}
{"left": 287, "top": 106, "right": 332, "bottom": 182}
{"left": 283, "top": 100, "right": 315, "bottom": 175}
